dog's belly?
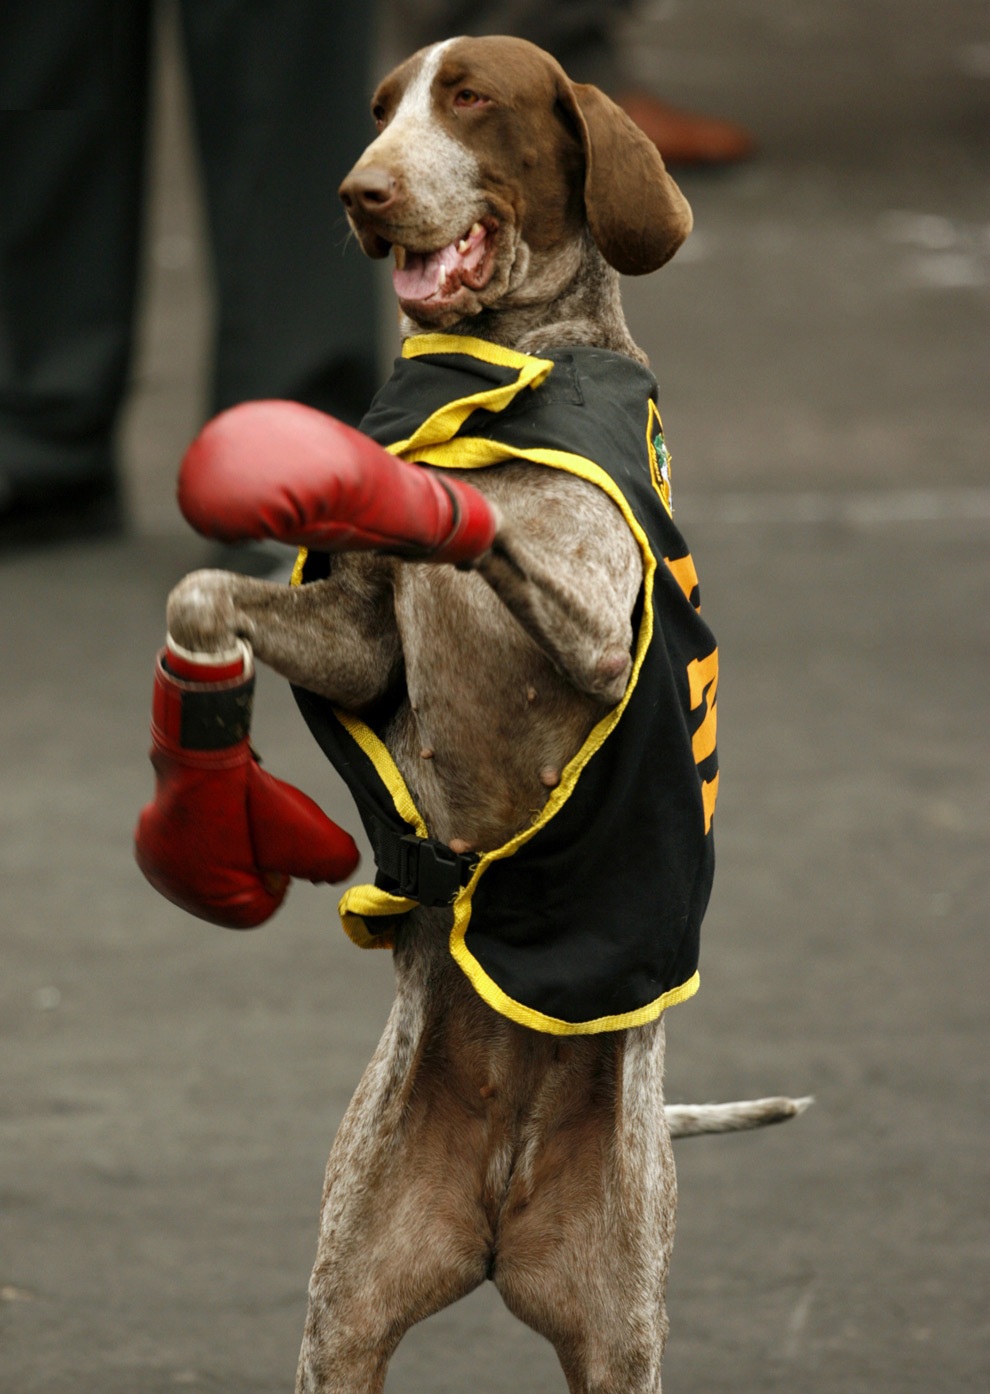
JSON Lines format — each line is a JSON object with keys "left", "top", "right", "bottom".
{"left": 385, "top": 560, "right": 602, "bottom": 851}
{"left": 390, "top": 922, "right": 625, "bottom": 1231}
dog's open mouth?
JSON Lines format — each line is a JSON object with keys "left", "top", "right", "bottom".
{"left": 391, "top": 221, "right": 495, "bottom": 306}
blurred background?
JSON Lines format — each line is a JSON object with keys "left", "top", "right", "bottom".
{"left": 1, "top": 2, "right": 987, "bottom": 1390}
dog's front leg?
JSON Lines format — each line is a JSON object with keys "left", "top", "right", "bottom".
{"left": 470, "top": 468, "right": 643, "bottom": 706}
{"left": 165, "top": 554, "right": 401, "bottom": 708}
{"left": 135, "top": 556, "right": 388, "bottom": 925}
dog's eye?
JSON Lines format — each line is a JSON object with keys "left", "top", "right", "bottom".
{"left": 372, "top": 104, "right": 387, "bottom": 130}
{"left": 454, "top": 89, "right": 490, "bottom": 110}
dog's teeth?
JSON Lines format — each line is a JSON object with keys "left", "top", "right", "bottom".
{"left": 393, "top": 245, "right": 407, "bottom": 269}
{"left": 458, "top": 223, "right": 485, "bottom": 254}
{"left": 438, "top": 265, "right": 447, "bottom": 286}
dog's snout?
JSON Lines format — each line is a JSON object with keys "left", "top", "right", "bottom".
{"left": 339, "top": 167, "right": 398, "bottom": 215}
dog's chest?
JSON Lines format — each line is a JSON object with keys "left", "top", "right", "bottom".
{"left": 384, "top": 562, "right": 598, "bottom": 850}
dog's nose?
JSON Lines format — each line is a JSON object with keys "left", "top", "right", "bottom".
{"left": 339, "top": 168, "right": 398, "bottom": 215}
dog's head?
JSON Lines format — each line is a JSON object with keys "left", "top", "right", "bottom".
{"left": 339, "top": 36, "right": 692, "bottom": 330}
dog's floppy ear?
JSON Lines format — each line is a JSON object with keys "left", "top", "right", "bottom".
{"left": 560, "top": 80, "right": 693, "bottom": 275}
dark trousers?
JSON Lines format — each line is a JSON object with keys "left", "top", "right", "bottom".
{"left": 0, "top": 0, "right": 378, "bottom": 488}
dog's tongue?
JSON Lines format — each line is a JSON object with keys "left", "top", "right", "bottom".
{"left": 393, "top": 224, "right": 487, "bottom": 302}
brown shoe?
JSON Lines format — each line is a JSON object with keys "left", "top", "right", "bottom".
{"left": 617, "top": 91, "right": 756, "bottom": 167}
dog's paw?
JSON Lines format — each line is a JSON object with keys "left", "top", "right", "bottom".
{"left": 166, "top": 569, "right": 242, "bottom": 656}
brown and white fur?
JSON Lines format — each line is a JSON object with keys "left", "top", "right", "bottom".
{"left": 165, "top": 37, "right": 809, "bottom": 1393}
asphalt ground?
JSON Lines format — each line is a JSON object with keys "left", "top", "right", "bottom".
{"left": 2, "top": 3, "right": 988, "bottom": 1390}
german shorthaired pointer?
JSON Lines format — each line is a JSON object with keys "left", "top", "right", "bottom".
{"left": 143, "top": 36, "right": 809, "bottom": 1393}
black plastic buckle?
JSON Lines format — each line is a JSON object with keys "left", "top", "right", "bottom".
{"left": 396, "top": 834, "right": 477, "bottom": 907}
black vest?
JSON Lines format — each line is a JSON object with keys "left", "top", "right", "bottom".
{"left": 292, "top": 334, "right": 719, "bottom": 1035}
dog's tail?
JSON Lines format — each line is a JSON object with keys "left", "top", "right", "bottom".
{"left": 665, "top": 1096, "right": 813, "bottom": 1139}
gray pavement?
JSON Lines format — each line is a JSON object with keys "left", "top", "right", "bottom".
{"left": 2, "top": 3, "right": 988, "bottom": 1391}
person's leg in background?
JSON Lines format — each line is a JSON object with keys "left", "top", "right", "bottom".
{"left": 0, "top": 0, "right": 153, "bottom": 537}
{"left": 0, "top": 0, "right": 379, "bottom": 545}
{"left": 389, "top": 0, "right": 754, "bottom": 167}
{"left": 178, "top": 0, "right": 379, "bottom": 427}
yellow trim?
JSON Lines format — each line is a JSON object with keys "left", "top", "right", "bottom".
{"left": 339, "top": 884, "right": 417, "bottom": 950}
{"left": 290, "top": 547, "right": 308, "bottom": 588}
{"left": 391, "top": 335, "right": 553, "bottom": 459}
{"left": 402, "top": 333, "right": 551, "bottom": 373}
{"left": 444, "top": 962, "right": 700, "bottom": 1036}
{"left": 332, "top": 709, "right": 428, "bottom": 839}
{"left": 327, "top": 712, "right": 430, "bottom": 944}
{"left": 289, "top": 550, "right": 427, "bottom": 938}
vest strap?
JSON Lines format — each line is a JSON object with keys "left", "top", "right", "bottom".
{"left": 367, "top": 817, "right": 477, "bottom": 907}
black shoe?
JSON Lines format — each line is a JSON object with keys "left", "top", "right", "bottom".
{"left": 0, "top": 470, "right": 124, "bottom": 549}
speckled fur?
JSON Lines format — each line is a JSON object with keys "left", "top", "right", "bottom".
{"left": 165, "top": 38, "right": 721, "bottom": 1394}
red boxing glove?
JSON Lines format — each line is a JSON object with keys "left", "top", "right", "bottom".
{"left": 178, "top": 400, "right": 497, "bottom": 565}
{"left": 134, "top": 642, "right": 359, "bottom": 929}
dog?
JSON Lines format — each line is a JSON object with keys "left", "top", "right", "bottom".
{"left": 155, "top": 36, "right": 809, "bottom": 1393}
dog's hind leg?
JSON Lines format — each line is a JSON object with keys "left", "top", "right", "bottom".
{"left": 491, "top": 1017, "right": 675, "bottom": 1394}
{"left": 296, "top": 1163, "right": 487, "bottom": 1394}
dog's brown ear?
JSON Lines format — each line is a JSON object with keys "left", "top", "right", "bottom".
{"left": 562, "top": 81, "right": 693, "bottom": 275}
